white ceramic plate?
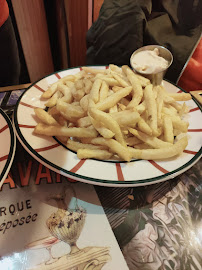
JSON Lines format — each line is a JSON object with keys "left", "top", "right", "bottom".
{"left": 13, "top": 66, "right": 202, "bottom": 187}
{"left": 0, "top": 108, "right": 16, "bottom": 186}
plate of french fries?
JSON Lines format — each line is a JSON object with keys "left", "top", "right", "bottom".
{"left": 13, "top": 65, "right": 202, "bottom": 187}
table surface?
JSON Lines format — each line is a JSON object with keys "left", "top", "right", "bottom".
{"left": 0, "top": 88, "right": 201, "bottom": 270}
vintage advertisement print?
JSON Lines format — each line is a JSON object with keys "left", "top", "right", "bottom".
{"left": 0, "top": 151, "right": 128, "bottom": 270}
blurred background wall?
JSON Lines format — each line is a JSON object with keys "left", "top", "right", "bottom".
{"left": 7, "top": 0, "right": 104, "bottom": 84}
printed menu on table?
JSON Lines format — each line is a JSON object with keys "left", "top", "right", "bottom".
{"left": 0, "top": 142, "right": 129, "bottom": 270}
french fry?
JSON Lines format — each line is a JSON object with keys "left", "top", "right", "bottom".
{"left": 34, "top": 123, "right": 98, "bottom": 138}
{"left": 41, "top": 82, "right": 58, "bottom": 99}
{"left": 80, "top": 94, "right": 89, "bottom": 112}
{"left": 111, "top": 72, "right": 130, "bottom": 87}
{"left": 129, "top": 136, "right": 188, "bottom": 160}
{"left": 63, "top": 73, "right": 78, "bottom": 81}
{"left": 34, "top": 108, "right": 58, "bottom": 125}
{"left": 162, "top": 106, "right": 177, "bottom": 116}
{"left": 89, "top": 79, "right": 102, "bottom": 103}
{"left": 156, "top": 127, "right": 163, "bottom": 137}
{"left": 108, "top": 89, "right": 115, "bottom": 96}
{"left": 94, "top": 73, "right": 112, "bottom": 79}
{"left": 135, "top": 74, "right": 150, "bottom": 87}
{"left": 57, "top": 115, "right": 68, "bottom": 126}
{"left": 109, "top": 64, "right": 122, "bottom": 74}
{"left": 88, "top": 98, "right": 95, "bottom": 109}
{"left": 42, "top": 74, "right": 76, "bottom": 99}
{"left": 167, "top": 105, "right": 178, "bottom": 114}
{"left": 122, "top": 129, "right": 129, "bottom": 135}
{"left": 74, "top": 70, "right": 85, "bottom": 80}
{"left": 77, "top": 116, "right": 91, "bottom": 127}
{"left": 117, "top": 103, "right": 126, "bottom": 111}
{"left": 56, "top": 99, "right": 85, "bottom": 119}
{"left": 106, "top": 139, "right": 131, "bottom": 162}
{"left": 96, "top": 86, "right": 132, "bottom": 111}
{"left": 84, "top": 79, "right": 93, "bottom": 94}
{"left": 71, "top": 85, "right": 85, "bottom": 101}
{"left": 75, "top": 79, "right": 84, "bottom": 90}
{"left": 168, "top": 93, "right": 191, "bottom": 101}
{"left": 129, "top": 128, "right": 172, "bottom": 149}
{"left": 89, "top": 107, "right": 126, "bottom": 147}
{"left": 173, "top": 129, "right": 182, "bottom": 136}
{"left": 72, "top": 101, "right": 80, "bottom": 106}
{"left": 134, "top": 143, "right": 153, "bottom": 149}
{"left": 48, "top": 106, "right": 59, "bottom": 116}
{"left": 89, "top": 115, "right": 115, "bottom": 139}
{"left": 96, "top": 76, "right": 120, "bottom": 87}
{"left": 163, "top": 115, "right": 174, "bottom": 143}
{"left": 99, "top": 80, "right": 109, "bottom": 102}
{"left": 77, "top": 149, "right": 112, "bottom": 160}
{"left": 125, "top": 136, "right": 142, "bottom": 146}
{"left": 152, "top": 86, "right": 159, "bottom": 99}
{"left": 126, "top": 67, "right": 143, "bottom": 108}
{"left": 137, "top": 117, "right": 153, "bottom": 136}
{"left": 45, "top": 91, "right": 62, "bottom": 108}
{"left": 171, "top": 117, "right": 189, "bottom": 133}
{"left": 81, "top": 66, "right": 106, "bottom": 74}
{"left": 163, "top": 94, "right": 176, "bottom": 104}
{"left": 90, "top": 137, "right": 109, "bottom": 146}
{"left": 57, "top": 83, "right": 73, "bottom": 103}
{"left": 144, "top": 84, "right": 158, "bottom": 135}
{"left": 156, "top": 86, "right": 164, "bottom": 124}
{"left": 179, "top": 102, "right": 189, "bottom": 116}
{"left": 109, "top": 104, "right": 118, "bottom": 113}
{"left": 135, "top": 103, "right": 146, "bottom": 114}
{"left": 112, "top": 86, "right": 123, "bottom": 93}
{"left": 57, "top": 82, "right": 69, "bottom": 95}
{"left": 83, "top": 73, "right": 94, "bottom": 79}
{"left": 65, "top": 80, "right": 74, "bottom": 88}
{"left": 170, "top": 101, "right": 183, "bottom": 112}
{"left": 122, "top": 65, "right": 151, "bottom": 88}
{"left": 110, "top": 110, "right": 140, "bottom": 127}
{"left": 121, "top": 65, "right": 129, "bottom": 75}
{"left": 67, "top": 140, "right": 106, "bottom": 152}
{"left": 80, "top": 138, "right": 93, "bottom": 144}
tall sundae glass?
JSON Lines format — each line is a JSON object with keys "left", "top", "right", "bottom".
{"left": 46, "top": 187, "right": 86, "bottom": 254}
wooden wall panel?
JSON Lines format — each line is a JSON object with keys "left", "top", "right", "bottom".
{"left": 93, "top": 0, "right": 104, "bottom": 22}
{"left": 55, "top": 0, "right": 69, "bottom": 69}
{"left": 88, "top": 0, "right": 93, "bottom": 29}
{"left": 64, "top": 0, "right": 89, "bottom": 67}
{"left": 11, "top": 0, "right": 54, "bottom": 82}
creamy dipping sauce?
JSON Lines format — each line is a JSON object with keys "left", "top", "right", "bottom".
{"left": 131, "top": 48, "right": 169, "bottom": 74}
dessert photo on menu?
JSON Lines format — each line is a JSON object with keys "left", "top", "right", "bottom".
{"left": 0, "top": 167, "right": 129, "bottom": 270}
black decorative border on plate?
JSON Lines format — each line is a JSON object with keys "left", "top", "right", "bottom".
{"left": 0, "top": 108, "right": 16, "bottom": 183}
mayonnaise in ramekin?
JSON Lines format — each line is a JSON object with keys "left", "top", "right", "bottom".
{"left": 131, "top": 48, "right": 169, "bottom": 74}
